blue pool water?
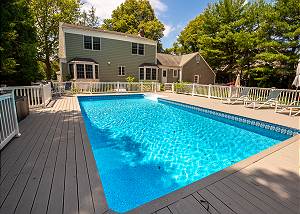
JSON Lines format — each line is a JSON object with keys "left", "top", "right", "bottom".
{"left": 78, "top": 95, "right": 290, "bottom": 213}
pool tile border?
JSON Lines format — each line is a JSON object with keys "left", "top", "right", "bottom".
{"left": 158, "top": 98, "right": 300, "bottom": 137}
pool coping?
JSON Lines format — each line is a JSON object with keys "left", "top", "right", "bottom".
{"left": 76, "top": 94, "right": 299, "bottom": 214}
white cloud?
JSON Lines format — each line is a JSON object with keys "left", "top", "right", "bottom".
{"left": 82, "top": 0, "right": 168, "bottom": 21}
{"left": 163, "top": 24, "right": 175, "bottom": 37}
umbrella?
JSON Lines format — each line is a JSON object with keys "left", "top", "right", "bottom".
{"left": 292, "top": 60, "right": 300, "bottom": 88}
{"left": 235, "top": 74, "right": 241, "bottom": 87}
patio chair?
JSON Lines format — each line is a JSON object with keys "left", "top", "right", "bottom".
{"left": 244, "top": 90, "right": 282, "bottom": 109}
{"left": 222, "top": 87, "right": 250, "bottom": 105}
{"left": 275, "top": 101, "right": 300, "bottom": 116}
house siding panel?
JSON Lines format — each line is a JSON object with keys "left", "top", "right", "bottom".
{"left": 182, "top": 55, "right": 215, "bottom": 84}
{"left": 64, "top": 33, "right": 156, "bottom": 82}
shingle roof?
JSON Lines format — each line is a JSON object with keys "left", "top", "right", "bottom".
{"left": 157, "top": 52, "right": 199, "bottom": 67}
{"left": 68, "top": 57, "right": 99, "bottom": 64}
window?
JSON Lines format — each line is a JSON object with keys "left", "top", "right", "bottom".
{"left": 146, "top": 68, "right": 151, "bottom": 80}
{"left": 138, "top": 44, "right": 144, "bottom": 55}
{"left": 118, "top": 66, "right": 125, "bottom": 76}
{"left": 151, "top": 68, "right": 157, "bottom": 80}
{"left": 95, "top": 65, "right": 99, "bottom": 79}
{"left": 93, "top": 37, "right": 101, "bottom": 50}
{"left": 68, "top": 64, "right": 74, "bottom": 79}
{"left": 132, "top": 43, "right": 144, "bottom": 55}
{"left": 139, "top": 68, "right": 144, "bottom": 80}
{"left": 196, "top": 55, "right": 200, "bottom": 63}
{"left": 194, "top": 75, "right": 199, "bottom": 83}
{"left": 162, "top": 69, "right": 167, "bottom": 77}
{"left": 84, "top": 36, "right": 92, "bottom": 49}
{"left": 85, "top": 64, "right": 93, "bottom": 79}
{"left": 132, "top": 43, "right": 138, "bottom": 54}
{"left": 173, "top": 69, "right": 178, "bottom": 78}
{"left": 76, "top": 64, "right": 85, "bottom": 78}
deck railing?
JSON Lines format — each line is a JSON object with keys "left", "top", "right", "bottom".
{"left": 0, "top": 91, "right": 20, "bottom": 150}
{"left": 52, "top": 82, "right": 160, "bottom": 94}
{"left": 0, "top": 83, "right": 52, "bottom": 108}
{"left": 165, "top": 83, "right": 300, "bottom": 106}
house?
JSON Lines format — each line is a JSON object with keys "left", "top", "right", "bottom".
{"left": 58, "top": 23, "right": 215, "bottom": 84}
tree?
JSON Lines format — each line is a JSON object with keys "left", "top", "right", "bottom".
{"left": 0, "top": 0, "right": 40, "bottom": 85}
{"left": 30, "top": 0, "right": 81, "bottom": 79}
{"left": 101, "top": 0, "right": 164, "bottom": 50}
{"left": 78, "top": 6, "right": 100, "bottom": 28}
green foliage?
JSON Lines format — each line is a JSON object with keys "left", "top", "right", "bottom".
{"left": 173, "top": 0, "right": 300, "bottom": 88}
{"left": 101, "top": 0, "right": 165, "bottom": 50}
{"left": 0, "top": 0, "right": 39, "bottom": 85}
{"left": 174, "top": 82, "right": 191, "bottom": 93}
{"left": 30, "top": 0, "right": 81, "bottom": 79}
{"left": 79, "top": 6, "right": 100, "bottom": 28}
{"left": 126, "top": 75, "right": 136, "bottom": 83}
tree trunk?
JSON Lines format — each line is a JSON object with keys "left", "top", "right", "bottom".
{"left": 45, "top": 53, "right": 51, "bottom": 80}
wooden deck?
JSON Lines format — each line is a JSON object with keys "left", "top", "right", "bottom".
{"left": 0, "top": 95, "right": 299, "bottom": 214}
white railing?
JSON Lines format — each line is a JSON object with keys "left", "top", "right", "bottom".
{"left": 0, "top": 91, "right": 20, "bottom": 150}
{"left": 52, "top": 82, "right": 160, "bottom": 94}
{"left": 166, "top": 83, "right": 300, "bottom": 106}
{"left": 0, "top": 83, "right": 52, "bottom": 108}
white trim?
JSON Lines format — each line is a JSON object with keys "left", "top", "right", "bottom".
{"left": 131, "top": 43, "right": 145, "bottom": 56}
{"left": 139, "top": 67, "right": 157, "bottom": 81}
{"left": 118, "top": 66, "right": 125, "bottom": 76}
{"left": 63, "top": 26, "right": 157, "bottom": 46}
{"left": 83, "top": 35, "right": 101, "bottom": 51}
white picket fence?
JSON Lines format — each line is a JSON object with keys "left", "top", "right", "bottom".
{"left": 52, "top": 81, "right": 160, "bottom": 94}
{"left": 0, "top": 91, "right": 20, "bottom": 150}
{"left": 165, "top": 83, "right": 300, "bottom": 106}
{"left": 0, "top": 83, "right": 52, "bottom": 108}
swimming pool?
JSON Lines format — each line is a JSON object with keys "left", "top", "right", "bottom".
{"left": 78, "top": 94, "right": 295, "bottom": 213}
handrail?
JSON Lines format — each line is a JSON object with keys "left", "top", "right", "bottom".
{"left": 0, "top": 91, "right": 20, "bottom": 150}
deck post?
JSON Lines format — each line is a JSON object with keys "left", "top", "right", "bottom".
{"left": 117, "top": 82, "right": 120, "bottom": 93}
{"left": 171, "top": 83, "right": 174, "bottom": 93}
{"left": 192, "top": 83, "right": 195, "bottom": 96}
{"left": 208, "top": 84, "right": 211, "bottom": 98}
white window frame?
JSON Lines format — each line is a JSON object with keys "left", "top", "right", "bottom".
{"left": 196, "top": 54, "right": 200, "bottom": 64}
{"left": 83, "top": 35, "right": 101, "bottom": 51}
{"left": 139, "top": 66, "right": 157, "bottom": 81}
{"left": 118, "top": 66, "right": 125, "bottom": 76}
{"left": 173, "top": 69, "right": 178, "bottom": 78}
{"left": 70, "top": 61, "right": 99, "bottom": 80}
{"left": 132, "top": 43, "right": 145, "bottom": 56}
{"left": 194, "top": 75, "right": 200, "bottom": 83}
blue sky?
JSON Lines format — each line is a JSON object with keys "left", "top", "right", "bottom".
{"left": 82, "top": 0, "right": 217, "bottom": 49}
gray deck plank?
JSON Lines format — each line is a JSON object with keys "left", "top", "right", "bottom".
{"left": 0, "top": 112, "right": 46, "bottom": 181}
{"left": 0, "top": 106, "right": 59, "bottom": 213}
{"left": 233, "top": 173, "right": 299, "bottom": 214}
{"left": 47, "top": 97, "right": 71, "bottom": 214}
{"left": 63, "top": 97, "right": 79, "bottom": 214}
{"left": 74, "top": 108, "right": 94, "bottom": 213}
{"left": 214, "top": 181, "right": 265, "bottom": 214}
{"left": 14, "top": 99, "right": 65, "bottom": 214}
{"left": 168, "top": 195, "right": 210, "bottom": 214}
{"left": 155, "top": 207, "right": 172, "bottom": 214}
{"left": 192, "top": 192, "right": 219, "bottom": 214}
{"left": 197, "top": 188, "right": 235, "bottom": 214}
{"left": 30, "top": 99, "right": 67, "bottom": 214}
{"left": 0, "top": 110, "right": 56, "bottom": 208}
{"left": 222, "top": 177, "right": 281, "bottom": 214}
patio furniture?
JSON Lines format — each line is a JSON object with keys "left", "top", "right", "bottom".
{"left": 244, "top": 90, "right": 282, "bottom": 109}
{"left": 222, "top": 87, "right": 250, "bottom": 104}
{"left": 275, "top": 101, "right": 300, "bottom": 116}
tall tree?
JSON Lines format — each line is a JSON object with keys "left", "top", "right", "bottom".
{"left": 78, "top": 6, "right": 100, "bottom": 28}
{"left": 0, "top": 0, "right": 39, "bottom": 85}
{"left": 30, "top": 0, "right": 81, "bottom": 79}
{"left": 101, "top": 0, "right": 165, "bottom": 50}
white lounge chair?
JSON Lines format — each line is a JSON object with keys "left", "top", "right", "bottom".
{"left": 275, "top": 101, "right": 300, "bottom": 116}
{"left": 223, "top": 87, "right": 250, "bottom": 105}
{"left": 244, "top": 90, "right": 282, "bottom": 109}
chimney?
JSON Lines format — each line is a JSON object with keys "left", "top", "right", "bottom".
{"left": 138, "top": 28, "right": 145, "bottom": 37}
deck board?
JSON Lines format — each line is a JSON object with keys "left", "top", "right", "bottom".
{"left": 0, "top": 95, "right": 299, "bottom": 214}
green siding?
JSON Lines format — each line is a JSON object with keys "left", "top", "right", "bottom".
{"left": 64, "top": 33, "right": 156, "bottom": 81}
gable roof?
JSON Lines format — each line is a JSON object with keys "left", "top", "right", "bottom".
{"left": 157, "top": 52, "right": 199, "bottom": 67}
{"left": 60, "top": 22, "right": 157, "bottom": 45}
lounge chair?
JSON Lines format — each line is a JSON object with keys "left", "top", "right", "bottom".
{"left": 275, "top": 101, "right": 300, "bottom": 116}
{"left": 244, "top": 90, "right": 282, "bottom": 109}
{"left": 223, "top": 87, "right": 250, "bottom": 104}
